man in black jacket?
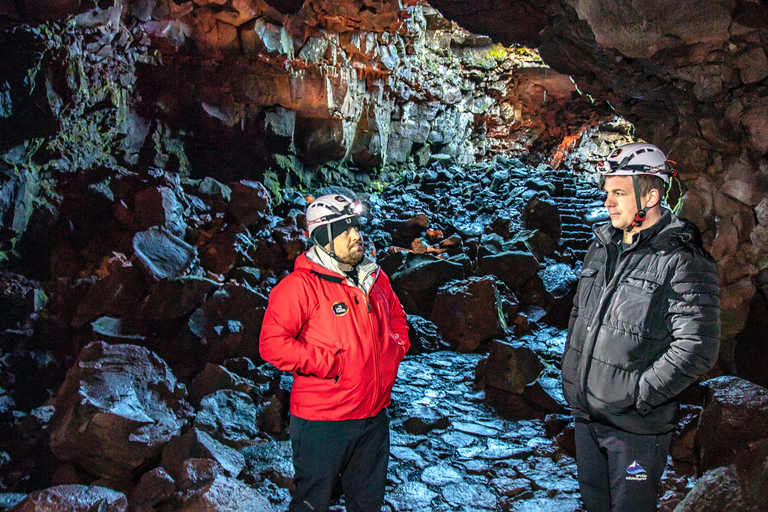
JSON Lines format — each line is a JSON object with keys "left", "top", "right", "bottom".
{"left": 562, "top": 143, "right": 721, "bottom": 512}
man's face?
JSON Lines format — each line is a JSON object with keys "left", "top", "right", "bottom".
{"left": 603, "top": 175, "right": 643, "bottom": 231}
{"left": 331, "top": 227, "right": 364, "bottom": 265}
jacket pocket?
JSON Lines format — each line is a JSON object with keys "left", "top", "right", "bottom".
{"left": 586, "top": 360, "right": 640, "bottom": 411}
{"left": 576, "top": 267, "right": 600, "bottom": 310}
{"left": 611, "top": 274, "right": 663, "bottom": 335}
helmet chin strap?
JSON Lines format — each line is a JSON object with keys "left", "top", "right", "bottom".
{"left": 625, "top": 175, "right": 648, "bottom": 234}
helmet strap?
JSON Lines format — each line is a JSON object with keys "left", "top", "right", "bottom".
{"left": 626, "top": 176, "right": 647, "bottom": 233}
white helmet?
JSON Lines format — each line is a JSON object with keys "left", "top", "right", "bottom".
{"left": 306, "top": 194, "right": 363, "bottom": 253}
{"left": 596, "top": 143, "right": 676, "bottom": 183}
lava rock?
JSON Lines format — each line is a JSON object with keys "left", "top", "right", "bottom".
{"left": 49, "top": 342, "right": 191, "bottom": 480}
{"left": 174, "top": 474, "right": 275, "bottom": 512}
{"left": 391, "top": 254, "right": 465, "bottom": 317}
{"left": 134, "top": 186, "right": 186, "bottom": 236}
{"left": 140, "top": 276, "right": 217, "bottom": 320}
{"left": 386, "top": 481, "right": 438, "bottom": 510}
{"left": 188, "top": 363, "right": 260, "bottom": 408}
{"left": 522, "top": 196, "right": 561, "bottom": 242}
{"left": 161, "top": 427, "right": 246, "bottom": 482}
{"left": 128, "top": 467, "right": 175, "bottom": 511}
{"left": 402, "top": 405, "right": 451, "bottom": 435}
{"left": 431, "top": 276, "right": 506, "bottom": 352}
{"left": 10, "top": 484, "right": 127, "bottom": 512}
{"left": 406, "top": 314, "right": 447, "bottom": 354}
{"left": 71, "top": 266, "right": 147, "bottom": 327}
{"left": 476, "top": 250, "right": 541, "bottom": 293}
{"left": 241, "top": 440, "right": 294, "bottom": 489}
{"left": 133, "top": 226, "right": 199, "bottom": 281}
{"left": 227, "top": 181, "right": 272, "bottom": 227}
{"left": 483, "top": 339, "right": 543, "bottom": 394}
{"left": 194, "top": 390, "right": 261, "bottom": 448}
{"left": 698, "top": 376, "right": 768, "bottom": 471}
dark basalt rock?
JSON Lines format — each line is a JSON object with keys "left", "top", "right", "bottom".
{"left": 483, "top": 339, "right": 543, "bottom": 395}
{"left": 134, "top": 186, "right": 186, "bottom": 237}
{"left": 405, "top": 314, "right": 447, "bottom": 355}
{"left": 391, "top": 254, "right": 465, "bottom": 318}
{"left": 133, "top": 227, "right": 199, "bottom": 282}
{"left": 476, "top": 250, "right": 541, "bottom": 293}
{"left": 9, "top": 484, "right": 127, "bottom": 512}
{"left": 194, "top": 390, "right": 261, "bottom": 449}
{"left": 697, "top": 376, "right": 768, "bottom": 472}
{"left": 49, "top": 342, "right": 192, "bottom": 480}
{"left": 431, "top": 276, "right": 506, "bottom": 352}
{"left": 227, "top": 181, "right": 272, "bottom": 228}
{"left": 128, "top": 467, "right": 175, "bottom": 512}
{"left": 161, "top": 428, "right": 245, "bottom": 484}
{"left": 172, "top": 474, "right": 275, "bottom": 512}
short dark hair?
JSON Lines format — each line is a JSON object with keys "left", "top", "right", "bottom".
{"left": 635, "top": 175, "right": 666, "bottom": 197}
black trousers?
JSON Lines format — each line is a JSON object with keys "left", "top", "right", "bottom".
{"left": 574, "top": 420, "right": 672, "bottom": 512}
{"left": 289, "top": 409, "right": 389, "bottom": 512}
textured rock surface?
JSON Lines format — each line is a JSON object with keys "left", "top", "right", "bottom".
{"left": 697, "top": 376, "right": 768, "bottom": 471}
{"left": 49, "top": 342, "right": 192, "bottom": 479}
{"left": 10, "top": 484, "right": 127, "bottom": 512}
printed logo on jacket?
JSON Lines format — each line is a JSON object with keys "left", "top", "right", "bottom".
{"left": 332, "top": 302, "right": 349, "bottom": 316}
{"left": 625, "top": 461, "right": 647, "bottom": 481}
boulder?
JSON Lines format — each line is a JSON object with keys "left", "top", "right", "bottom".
{"left": 483, "top": 339, "right": 544, "bottom": 394}
{"left": 271, "top": 216, "right": 308, "bottom": 262}
{"left": 199, "top": 230, "right": 240, "bottom": 277}
{"left": 194, "top": 390, "right": 261, "bottom": 448}
{"left": 185, "top": 284, "right": 269, "bottom": 363}
{"left": 197, "top": 177, "right": 231, "bottom": 212}
{"left": 431, "top": 276, "right": 506, "bottom": 352}
{"left": 161, "top": 428, "right": 246, "bottom": 482}
{"left": 71, "top": 266, "right": 147, "bottom": 327}
{"left": 241, "top": 441, "right": 294, "bottom": 489}
{"left": 175, "top": 474, "right": 275, "bottom": 512}
{"left": 476, "top": 251, "right": 541, "bottom": 293}
{"left": 402, "top": 405, "right": 451, "bottom": 435}
{"left": 128, "top": 467, "right": 175, "bottom": 511}
{"left": 674, "top": 465, "right": 748, "bottom": 512}
{"left": 391, "top": 254, "right": 465, "bottom": 317}
{"left": 133, "top": 226, "right": 199, "bottom": 281}
{"left": 539, "top": 263, "right": 579, "bottom": 328}
{"left": 484, "top": 381, "right": 566, "bottom": 421}
{"left": 10, "top": 485, "right": 127, "bottom": 512}
{"left": 134, "top": 186, "right": 186, "bottom": 237}
{"left": 227, "top": 181, "right": 272, "bottom": 227}
{"left": 140, "top": 276, "right": 217, "bottom": 320}
{"left": 522, "top": 196, "right": 561, "bottom": 242}
{"left": 188, "top": 363, "right": 260, "bottom": 408}
{"left": 697, "top": 376, "right": 768, "bottom": 471}
{"left": 406, "top": 314, "right": 447, "bottom": 354}
{"left": 49, "top": 342, "right": 191, "bottom": 480}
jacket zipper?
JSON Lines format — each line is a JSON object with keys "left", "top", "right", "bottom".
{"left": 364, "top": 270, "right": 382, "bottom": 418}
{"left": 578, "top": 237, "right": 640, "bottom": 411}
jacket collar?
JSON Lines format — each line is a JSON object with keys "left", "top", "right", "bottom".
{"left": 594, "top": 209, "right": 684, "bottom": 248}
{"left": 303, "top": 246, "right": 379, "bottom": 293}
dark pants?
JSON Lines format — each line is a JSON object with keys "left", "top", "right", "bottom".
{"left": 289, "top": 409, "right": 389, "bottom": 512}
{"left": 574, "top": 420, "right": 672, "bottom": 512}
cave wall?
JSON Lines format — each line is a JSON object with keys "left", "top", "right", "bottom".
{"left": 429, "top": 0, "right": 768, "bottom": 380}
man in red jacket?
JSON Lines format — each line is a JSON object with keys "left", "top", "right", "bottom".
{"left": 260, "top": 193, "right": 410, "bottom": 512}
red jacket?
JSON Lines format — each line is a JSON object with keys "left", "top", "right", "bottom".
{"left": 259, "top": 252, "right": 409, "bottom": 421}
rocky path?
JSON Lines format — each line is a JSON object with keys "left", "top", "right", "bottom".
{"left": 385, "top": 351, "right": 580, "bottom": 512}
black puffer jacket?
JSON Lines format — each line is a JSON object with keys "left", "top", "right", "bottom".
{"left": 562, "top": 212, "right": 720, "bottom": 434}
